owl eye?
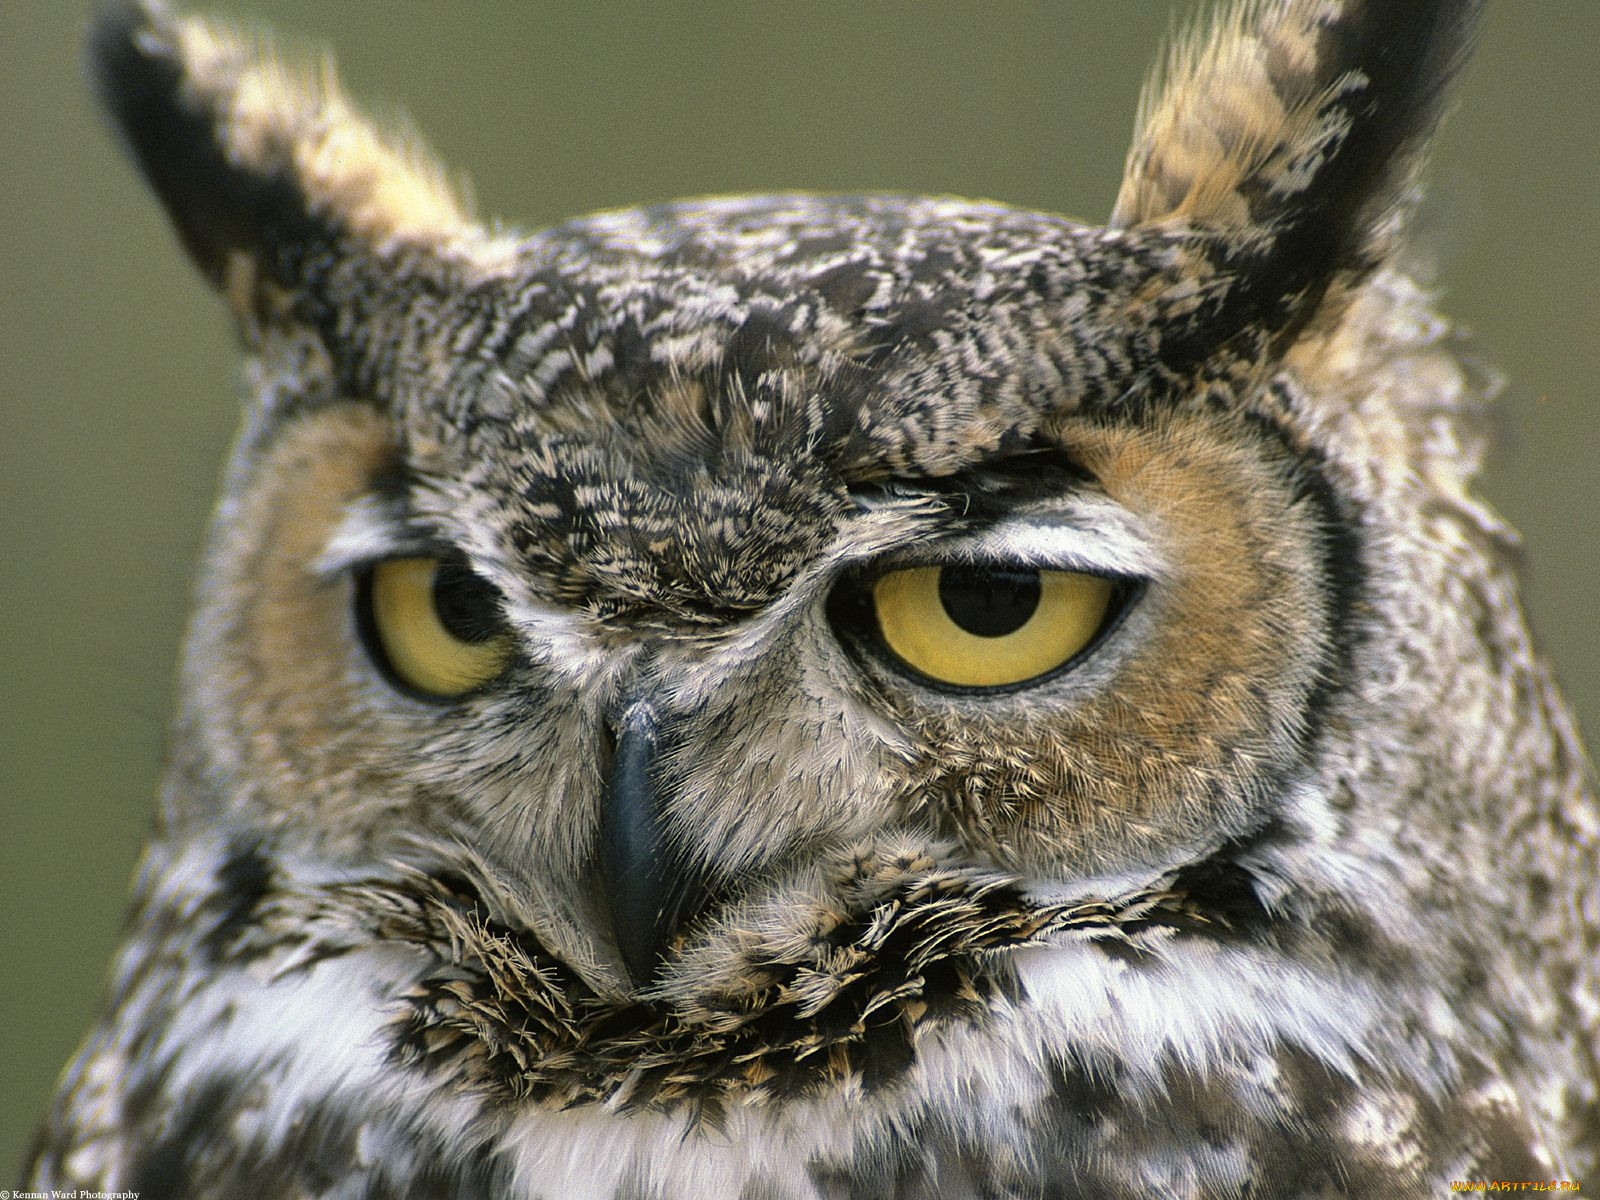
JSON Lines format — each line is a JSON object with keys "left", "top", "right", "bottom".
{"left": 840, "top": 564, "right": 1120, "bottom": 689}
{"left": 356, "top": 556, "right": 513, "bottom": 701}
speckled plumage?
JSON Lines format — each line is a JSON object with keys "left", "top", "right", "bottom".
{"left": 25, "top": 0, "right": 1598, "bottom": 1196}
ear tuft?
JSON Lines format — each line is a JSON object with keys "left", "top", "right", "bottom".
{"left": 87, "top": 1, "right": 473, "bottom": 296}
{"left": 1113, "top": 0, "right": 1483, "bottom": 338}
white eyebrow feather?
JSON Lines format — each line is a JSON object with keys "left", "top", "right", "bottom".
{"left": 958, "top": 500, "right": 1165, "bottom": 579}
{"left": 313, "top": 495, "right": 418, "bottom": 577}
{"left": 846, "top": 487, "right": 1164, "bottom": 581}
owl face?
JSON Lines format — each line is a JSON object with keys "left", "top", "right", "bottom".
{"left": 184, "top": 194, "right": 1342, "bottom": 993}
{"left": 31, "top": 0, "right": 1597, "bottom": 1194}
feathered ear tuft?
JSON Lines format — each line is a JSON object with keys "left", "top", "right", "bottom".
{"left": 1113, "top": 0, "right": 1483, "bottom": 341}
{"left": 87, "top": 0, "right": 473, "bottom": 308}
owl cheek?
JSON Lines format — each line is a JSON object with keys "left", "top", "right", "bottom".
{"left": 180, "top": 403, "right": 408, "bottom": 836}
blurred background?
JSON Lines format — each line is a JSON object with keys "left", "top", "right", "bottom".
{"left": 3, "top": 0, "right": 1595, "bottom": 1175}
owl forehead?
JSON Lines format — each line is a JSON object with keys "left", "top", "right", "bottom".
{"left": 387, "top": 196, "right": 1180, "bottom": 620}
{"left": 395, "top": 196, "right": 1180, "bottom": 474}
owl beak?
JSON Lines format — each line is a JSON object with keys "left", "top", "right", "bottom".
{"left": 599, "top": 703, "right": 713, "bottom": 988}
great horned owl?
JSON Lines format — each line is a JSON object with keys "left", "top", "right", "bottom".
{"left": 25, "top": 0, "right": 1598, "bottom": 1195}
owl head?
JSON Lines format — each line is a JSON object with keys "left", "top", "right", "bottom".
{"left": 41, "top": 0, "right": 1595, "bottom": 1190}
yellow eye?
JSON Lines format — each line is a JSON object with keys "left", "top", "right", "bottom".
{"left": 359, "top": 557, "right": 513, "bottom": 701}
{"left": 869, "top": 564, "right": 1116, "bottom": 688}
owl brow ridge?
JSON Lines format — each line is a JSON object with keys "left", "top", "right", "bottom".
{"left": 850, "top": 444, "right": 1096, "bottom": 520}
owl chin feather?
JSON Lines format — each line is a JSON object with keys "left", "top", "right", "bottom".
{"left": 27, "top": 0, "right": 1597, "bottom": 1196}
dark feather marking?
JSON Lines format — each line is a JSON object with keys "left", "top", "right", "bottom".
{"left": 807, "top": 1043, "right": 1546, "bottom": 1199}
{"left": 125, "top": 1073, "right": 249, "bottom": 1199}
{"left": 125, "top": 1069, "right": 510, "bottom": 1200}
{"left": 195, "top": 839, "right": 275, "bottom": 964}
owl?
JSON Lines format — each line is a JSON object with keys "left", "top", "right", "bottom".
{"left": 23, "top": 0, "right": 1599, "bottom": 1195}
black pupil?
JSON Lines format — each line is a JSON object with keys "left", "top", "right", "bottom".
{"left": 431, "top": 561, "right": 502, "bottom": 643}
{"left": 937, "top": 566, "right": 1042, "bottom": 638}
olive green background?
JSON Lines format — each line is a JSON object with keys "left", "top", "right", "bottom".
{"left": 3, "top": 0, "right": 1595, "bottom": 1176}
